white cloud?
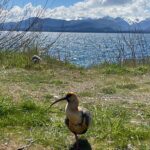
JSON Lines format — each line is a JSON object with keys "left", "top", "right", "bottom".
{"left": 102, "top": 0, "right": 133, "bottom": 6}
{"left": 2, "top": 3, "right": 43, "bottom": 22}
{"left": 2, "top": 0, "right": 150, "bottom": 22}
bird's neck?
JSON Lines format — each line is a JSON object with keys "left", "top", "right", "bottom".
{"left": 65, "top": 104, "right": 81, "bottom": 124}
{"left": 66, "top": 103, "right": 78, "bottom": 112}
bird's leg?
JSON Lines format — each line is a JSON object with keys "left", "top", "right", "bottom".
{"left": 75, "top": 133, "right": 78, "bottom": 142}
{"left": 74, "top": 133, "right": 79, "bottom": 150}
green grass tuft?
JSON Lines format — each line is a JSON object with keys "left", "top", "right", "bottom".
{"left": 94, "top": 63, "right": 150, "bottom": 75}
{"left": 50, "top": 80, "right": 64, "bottom": 86}
{"left": 79, "top": 91, "right": 93, "bottom": 97}
{"left": 20, "top": 100, "right": 38, "bottom": 112}
{"left": 101, "top": 86, "right": 117, "bottom": 94}
{"left": 0, "top": 97, "right": 16, "bottom": 116}
{"left": 117, "top": 83, "right": 138, "bottom": 90}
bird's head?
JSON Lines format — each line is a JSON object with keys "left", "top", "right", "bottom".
{"left": 50, "top": 93, "right": 79, "bottom": 108}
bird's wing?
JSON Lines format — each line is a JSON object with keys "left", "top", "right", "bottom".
{"left": 65, "top": 109, "right": 91, "bottom": 134}
{"left": 76, "top": 110, "right": 91, "bottom": 134}
{"left": 79, "top": 108, "right": 91, "bottom": 127}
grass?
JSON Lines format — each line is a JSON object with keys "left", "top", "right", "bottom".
{"left": 101, "top": 86, "right": 117, "bottom": 94}
{"left": 0, "top": 96, "right": 149, "bottom": 149}
{"left": 117, "top": 83, "right": 138, "bottom": 90}
{"left": 0, "top": 50, "right": 81, "bottom": 71}
{"left": 90, "top": 104, "right": 150, "bottom": 149}
{"left": 0, "top": 50, "right": 150, "bottom": 149}
{"left": 94, "top": 63, "right": 150, "bottom": 75}
{"left": 79, "top": 91, "right": 93, "bottom": 97}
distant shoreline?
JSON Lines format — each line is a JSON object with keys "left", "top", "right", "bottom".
{"left": 0, "top": 30, "right": 150, "bottom": 34}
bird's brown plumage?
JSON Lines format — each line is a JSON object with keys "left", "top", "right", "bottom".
{"left": 51, "top": 92, "right": 91, "bottom": 148}
{"left": 65, "top": 105, "right": 91, "bottom": 135}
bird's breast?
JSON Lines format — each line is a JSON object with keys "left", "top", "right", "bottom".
{"left": 65, "top": 107, "right": 90, "bottom": 134}
{"left": 66, "top": 109, "right": 82, "bottom": 125}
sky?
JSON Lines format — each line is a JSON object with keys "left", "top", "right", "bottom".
{"left": 2, "top": 0, "right": 150, "bottom": 22}
{"left": 9, "top": 0, "right": 83, "bottom": 8}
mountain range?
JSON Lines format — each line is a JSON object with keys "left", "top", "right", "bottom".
{"left": 0, "top": 16, "right": 150, "bottom": 33}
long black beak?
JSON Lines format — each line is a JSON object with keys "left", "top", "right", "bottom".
{"left": 50, "top": 97, "right": 66, "bottom": 107}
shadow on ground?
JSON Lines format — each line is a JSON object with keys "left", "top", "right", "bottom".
{"left": 69, "top": 139, "right": 92, "bottom": 150}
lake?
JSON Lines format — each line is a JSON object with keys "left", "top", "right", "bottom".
{"left": 1, "top": 31, "right": 150, "bottom": 67}
{"left": 41, "top": 32, "right": 150, "bottom": 67}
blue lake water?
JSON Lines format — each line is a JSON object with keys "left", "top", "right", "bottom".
{"left": 1, "top": 31, "right": 150, "bottom": 67}
{"left": 42, "top": 32, "right": 150, "bottom": 67}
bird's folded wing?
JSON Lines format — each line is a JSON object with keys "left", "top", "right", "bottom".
{"left": 80, "top": 111, "right": 91, "bottom": 127}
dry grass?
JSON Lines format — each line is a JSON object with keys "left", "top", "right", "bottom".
{"left": 0, "top": 65, "right": 150, "bottom": 149}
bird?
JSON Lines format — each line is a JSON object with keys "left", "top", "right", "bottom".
{"left": 50, "top": 92, "right": 91, "bottom": 149}
{"left": 31, "top": 55, "right": 41, "bottom": 64}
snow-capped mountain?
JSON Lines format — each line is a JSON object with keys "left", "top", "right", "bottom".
{"left": 0, "top": 16, "right": 150, "bottom": 33}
